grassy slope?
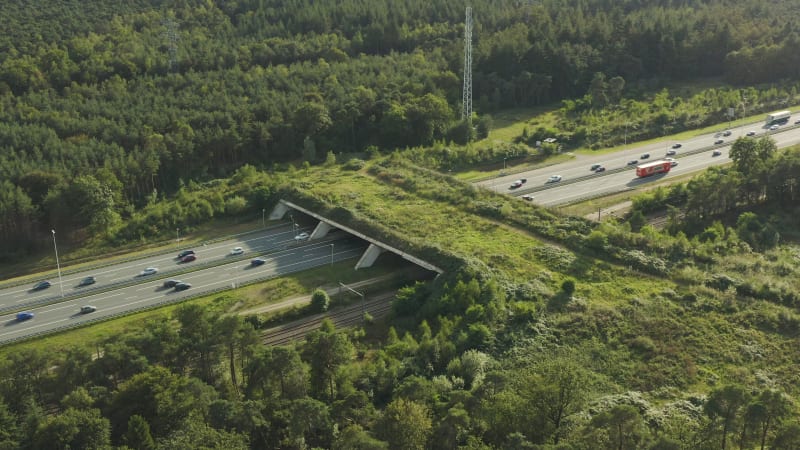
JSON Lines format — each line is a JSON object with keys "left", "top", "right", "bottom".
{"left": 299, "top": 161, "right": 800, "bottom": 396}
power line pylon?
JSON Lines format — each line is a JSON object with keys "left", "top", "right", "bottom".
{"left": 462, "top": 6, "right": 473, "bottom": 125}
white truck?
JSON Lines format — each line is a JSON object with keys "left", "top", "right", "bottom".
{"left": 766, "top": 110, "right": 790, "bottom": 124}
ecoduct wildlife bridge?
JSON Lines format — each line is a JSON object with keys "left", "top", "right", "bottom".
{"left": 269, "top": 199, "right": 443, "bottom": 275}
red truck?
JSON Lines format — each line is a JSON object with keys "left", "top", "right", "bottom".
{"left": 636, "top": 160, "right": 671, "bottom": 178}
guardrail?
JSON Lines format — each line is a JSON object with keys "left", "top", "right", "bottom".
{"left": 493, "top": 124, "right": 796, "bottom": 200}
{"left": 0, "top": 233, "right": 343, "bottom": 316}
{"left": 0, "top": 251, "right": 363, "bottom": 346}
{"left": 0, "top": 223, "right": 289, "bottom": 292}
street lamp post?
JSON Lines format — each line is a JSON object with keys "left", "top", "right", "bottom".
{"left": 340, "top": 282, "right": 366, "bottom": 323}
{"left": 51, "top": 230, "right": 64, "bottom": 298}
{"left": 329, "top": 244, "right": 334, "bottom": 266}
{"left": 262, "top": 209, "right": 265, "bottom": 228}
{"left": 503, "top": 157, "right": 507, "bottom": 174}
{"left": 624, "top": 122, "right": 628, "bottom": 147}
{"left": 176, "top": 228, "right": 180, "bottom": 242}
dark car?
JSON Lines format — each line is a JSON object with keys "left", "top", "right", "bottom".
{"left": 671, "top": 143, "right": 682, "bottom": 149}
{"left": 251, "top": 258, "right": 266, "bottom": 266}
{"left": 627, "top": 160, "right": 638, "bottom": 166}
{"left": 163, "top": 279, "right": 181, "bottom": 288}
{"left": 16, "top": 312, "right": 34, "bottom": 321}
{"left": 712, "top": 150, "right": 722, "bottom": 156}
{"left": 590, "top": 164, "right": 602, "bottom": 171}
{"left": 174, "top": 282, "right": 192, "bottom": 292}
{"left": 180, "top": 254, "right": 197, "bottom": 263}
{"left": 80, "top": 305, "right": 97, "bottom": 314}
{"left": 640, "top": 153, "right": 650, "bottom": 159}
{"left": 714, "top": 139, "right": 724, "bottom": 145}
{"left": 78, "top": 276, "right": 96, "bottom": 287}
{"left": 666, "top": 149, "right": 677, "bottom": 156}
{"left": 594, "top": 166, "right": 606, "bottom": 173}
{"left": 32, "top": 281, "right": 51, "bottom": 291}
{"left": 177, "top": 250, "right": 195, "bottom": 258}
{"left": 722, "top": 130, "right": 732, "bottom": 137}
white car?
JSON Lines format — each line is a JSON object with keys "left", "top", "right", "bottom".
{"left": 546, "top": 175, "right": 562, "bottom": 183}
{"left": 140, "top": 267, "right": 158, "bottom": 276}
{"left": 746, "top": 131, "right": 756, "bottom": 136}
{"left": 230, "top": 247, "right": 244, "bottom": 255}
{"left": 521, "top": 194, "right": 535, "bottom": 201}
{"left": 769, "top": 124, "right": 779, "bottom": 131}
{"left": 294, "top": 232, "right": 310, "bottom": 241}
{"left": 665, "top": 157, "right": 678, "bottom": 167}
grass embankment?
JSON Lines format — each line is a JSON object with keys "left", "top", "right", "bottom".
{"left": 286, "top": 161, "right": 800, "bottom": 394}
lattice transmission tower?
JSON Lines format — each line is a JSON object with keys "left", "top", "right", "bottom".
{"left": 162, "top": 18, "right": 180, "bottom": 71}
{"left": 461, "top": 6, "right": 473, "bottom": 124}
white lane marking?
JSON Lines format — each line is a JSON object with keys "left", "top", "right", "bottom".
{"left": 136, "top": 284, "right": 159, "bottom": 291}
{"left": 126, "top": 296, "right": 138, "bottom": 300}
{"left": 41, "top": 303, "right": 79, "bottom": 313}
{"left": 0, "top": 318, "right": 69, "bottom": 337}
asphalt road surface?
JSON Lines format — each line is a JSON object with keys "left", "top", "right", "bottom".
{"left": 0, "top": 233, "right": 367, "bottom": 344}
{"left": 478, "top": 117, "right": 800, "bottom": 206}
{"left": 0, "top": 224, "right": 316, "bottom": 311}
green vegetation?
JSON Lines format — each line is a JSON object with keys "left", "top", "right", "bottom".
{"left": 4, "top": 0, "right": 800, "bottom": 449}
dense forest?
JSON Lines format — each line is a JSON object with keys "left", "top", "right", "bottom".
{"left": 5, "top": 0, "right": 800, "bottom": 257}
{"left": 3, "top": 142, "right": 800, "bottom": 449}
{"left": 5, "top": 2, "right": 800, "bottom": 447}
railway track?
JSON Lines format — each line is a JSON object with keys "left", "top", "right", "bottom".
{"left": 263, "top": 291, "right": 396, "bottom": 346}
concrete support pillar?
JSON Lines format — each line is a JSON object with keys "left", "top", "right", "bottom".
{"left": 310, "top": 221, "right": 334, "bottom": 240}
{"left": 355, "top": 243, "right": 384, "bottom": 270}
{"left": 268, "top": 202, "right": 290, "bottom": 220}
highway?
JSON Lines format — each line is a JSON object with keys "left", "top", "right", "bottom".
{"left": 0, "top": 224, "right": 314, "bottom": 312}
{"left": 477, "top": 117, "right": 800, "bottom": 206}
{"left": 0, "top": 232, "right": 368, "bottom": 344}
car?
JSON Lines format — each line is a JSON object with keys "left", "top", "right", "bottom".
{"left": 174, "top": 282, "right": 192, "bottom": 291}
{"left": 714, "top": 139, "right": 724, "bottom": 145}
{"left": 665, "top": 158, "right": 678, "bottom": 167}
{"left": 712, "top": 150, "right": 722, "bottom": 156}
{"left": 163, "top": 279, "right": 181, "bottom": 288}
{"left": 230, "top": 247, "right": 244, "bottom": 255}
{"left": 746, "top": 131, "right": 756, "bottom": 136}
{"left": 640, "top": 153, "right": 650, "bottom": 159}
{"left": 590, "top": 164, "right": 602, "bottom": 171}
{"left": 666, "top": 149, "right": 677, "bottom": 156}
{"left": 140, "top": 267, "right": 158, "bottom": 276}
{"left": 627, "top": 160, "right": 638, "bottom": 166}
{"left": 78, "top": 276, "right": 96, "bottom": 287}
{"left": 769, "top": 124, "right": 779, "bottom": 131}
{"left": 251, "top": 258, "right": 266, "bottom": 266}
{"left": 722, "top": 130, "right": 732, "bottom": 137}
{"left": 671, "top": 143, "right": 682, "bottom": 149}
{"left": 180, "top": 254, "right": 196, "bottom": 263}
{"left": 594, "top": 166, "right": 606, "bottom": 173}
{"left": 509, "top": 179, "right": 527, "bottom": 189}
{"left": 546, "top": 175, "right": 562, "bottom": 183}
{"left": 32, "top": 280, "right": 51, "bottom": 291}
{"left": 16, "top": 312, "right": 34, "bottom": 321}
{"left": 79, "top": 305, "right": 97, "bottom": 314}
{"left": 521, "top": 194, "right": 535, "bottom": 201}
{"left": 177, "top": 250, "right": 195, "bottom": 258}
{"left": 294, "top": 232, "right": 310, "bottom": 241}
{"left": 795, "top": 119, "right": 800, "bottom": 124}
